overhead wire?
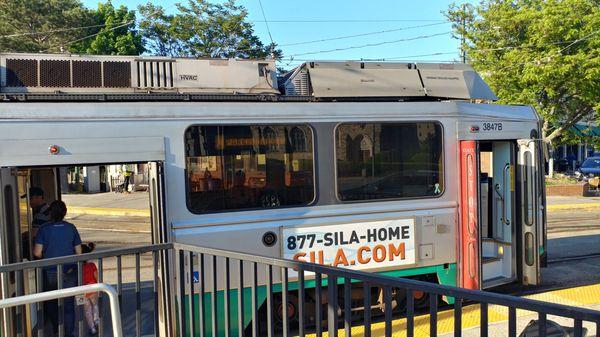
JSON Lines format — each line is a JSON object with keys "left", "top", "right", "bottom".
{"left": 363, "top": 37, "right": 600, "bottom": 62}
{"left": 44, "top": 19, "right": 135, "bottom": 52}
{"left": 287, "top": 31, "right": 451, "bottom": 57}
{"left": 257, "top": 0, "right": 275, "bottom": 48}
{"left": 42, "top": 3, "right": 177, "bottom": 53}
{"left": 281, "top": 32, "right": 600, "bottom": 67}
{"left": 0, "top": 23, "right": 124, "bottom": 39}
{"left": 230, "top": 21, "right": 450, "bottom": 54}
{"left": 278, "top": 22, "right": 449, "bottom": 47}
{"left": 286, "top": 33, "right": 600, "bottom": 63}
{"left": 248, "top": 19, "right": 447, "bottom": 23}
{"left": 493, "top": 29, "right": 600, "bottom": 71}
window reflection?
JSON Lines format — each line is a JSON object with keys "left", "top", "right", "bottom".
{"left": 336, "top": 122, "right": 443, "bottom": 201}
{"left": 185, "top": 125, "right": 314, "bottom": 213}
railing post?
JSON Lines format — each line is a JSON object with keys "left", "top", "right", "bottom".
{"left": 281, "top": 268, "right": 290, "bottom": 337}
{"left": 76, "top": 262, "right": 84, "bottom": 337}
{"left": 538, "top": 313, "right": 547, "bottom": 337}
{"left": 198, "top": 253, "right": 206, "bottom": 337}
{"left": 327, "top": 274, "right": 338, "bottom": 337}
{"left": 315, "top": 273, "right": 323, "bottom": 337}
{"left": 574, "top": 319, "right": 583, "bottom": 337}
{"left": 152, "top": 251, "right": 159, "bottom": 337}
{"left": 251, "top": 262, "right": 258, "bottom": 337}
{"left": 383, "top": 287, "right": 392, "bottom": 337}
{"left": 187, "top": 252, "right": 196, "bottom": 337}
{"left": 135, "top": 253, "right": 142, "bottom": 337}
{"left": 266, "top": 265, "right": 274, "bottom": 337}
{"left": 36, "top": 268, "right": 44, "bottom": 337}
{"left": 430, "top": 293, "right": 437, "bottom": 337}
{"left": 507, "top": 307, "right": 517, "bottom": 337}
{"left": 480, "top": 302, "right": 488, "bottom": 337}
{"left": 57, "top": 264, "right": 64, "bottom": 337}
{"left": 364, "top": 282, "right": 371, "bottom": 337}
{"left": 344, "top": 278, "right": 351, "bottom": 337}
{"left": 237, "top": 260, "right": 244, "bottom": 337}
{"left": 454, "top": 297, "right": 462, "bottom": 337}
{"left": 298, "top": 269, "right": 306, "bottom": 337}
{"left": 406, "top": 289, "right": 414, "bottom": 337}
{"left": 211, "top": 255, "right": 218, "bottom": 337}
{"left": 178, "top": 250, "right": 187, "bottom": 337}
{"left": 97, "top": 258, "right": 104, "bottom": 337}
{"left": 224, "top": 257, "right": 231, "bottom": 337}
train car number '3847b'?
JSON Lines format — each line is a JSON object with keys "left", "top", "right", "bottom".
{"left": 282, "top": 219, "right": 415, "bottom": 272}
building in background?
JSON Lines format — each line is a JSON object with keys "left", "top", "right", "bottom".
{"left": 548, "top": 123, "right": 599, "bottom": 177}
{"left": 60, "top": 164, "right": 149, "bottom": 193}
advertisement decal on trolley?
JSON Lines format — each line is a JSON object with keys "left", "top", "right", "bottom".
{"left": 283, "top": 219, "right": 415, "bottom": 275}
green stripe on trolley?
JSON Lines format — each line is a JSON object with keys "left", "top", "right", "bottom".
{"left": 180, "top": 263, "right": 456, "bottom": 337}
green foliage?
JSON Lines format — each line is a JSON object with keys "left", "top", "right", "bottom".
{"left": 0, "top": 0, "right": 89, "bottom": 52}
{"left": 70, "top": 1, "right": 144, "bottom": 55}
{"left": 138, "top": 0, "right": 281, "bottom": 59}
{"left": 445, "top": 0, "right": 600, "bottom": 143}
{"left": 137, "top": 3, "right": 182, "bottom": 56}
{"left": 0, "top": 0, "right": 142, "bottom": 55}
{"left": 1, "top": 0, "right": 278, "bottom": 60}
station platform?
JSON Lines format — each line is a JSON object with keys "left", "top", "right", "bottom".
{"left": 308, "top": 283, "right": 600, "bottom": 337}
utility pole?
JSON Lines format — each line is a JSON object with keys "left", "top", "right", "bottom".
{"left": 461, "top": 3, "right": 467, "bottom": 63}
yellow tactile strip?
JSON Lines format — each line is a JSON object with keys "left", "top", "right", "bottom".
{"left": 304, "top": 283, "right": 600, "bottom": 337}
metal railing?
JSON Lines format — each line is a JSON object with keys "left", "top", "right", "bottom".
{"left": 173, "top": 242, "right": 600, "bottom": 337}
{"left": 0, "top": 243, "right": 172, "bottom": 337}
{"left": 1, "top": 241, "right": 599, "bottom": 337}
{"left": 0, "top": 284, "right": 123, "bottom": 337}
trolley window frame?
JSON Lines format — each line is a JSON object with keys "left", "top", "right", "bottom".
{"left": 183, "top": 123, "right": 318, "bottom": 214}
{"left": 333, "top": 120, "right": 446, "bottom": 203}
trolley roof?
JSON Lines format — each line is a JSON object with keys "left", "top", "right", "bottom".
{"left": 1, "top": 53, "right": 496, "bottom": 102}
{"left": 0, "top": 101, "right": 537, "bottom": 122}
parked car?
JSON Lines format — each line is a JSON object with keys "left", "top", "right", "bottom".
{"left": 575, "top": 156, "right": 600, "bottom": 180}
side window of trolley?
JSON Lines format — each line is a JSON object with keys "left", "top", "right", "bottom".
{"left": 335, "top": 122, "right": 444, "bottom": 201}
{"left": 184, "top": 125, "right": 315, "bottom": 213}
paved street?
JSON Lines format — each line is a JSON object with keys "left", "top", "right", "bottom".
{"left": 62, "top": 192, "right": 150, "bottom": 212}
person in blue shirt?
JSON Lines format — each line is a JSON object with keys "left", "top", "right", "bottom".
{"left": 34, "top": 200, "right": 82, "bottom": 337}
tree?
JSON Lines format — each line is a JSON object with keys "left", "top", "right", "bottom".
{"left": 446, "top": 0, "right": 600, "bottom": 144}
{"left": 138, "top": 0, "right": 281, "bottom": 59}
{"left": 70, "top": 1, "right": 144, "bottom": 55}
{"left": 138, "top": 3, "right": 183, "bottom": 57}
{"left": 0, "top": 0, "right": 89, "bottom": 53}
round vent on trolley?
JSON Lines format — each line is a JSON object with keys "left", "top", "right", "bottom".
{"left": 262, "top": 231, "right": 278, "bottom": 247}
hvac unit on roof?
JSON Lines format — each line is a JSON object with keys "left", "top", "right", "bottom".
{"left": 0, "top": 53, "right": 279, "bottom": 95}
{"left": 281, "top": 61, "right": 497, "bottom": 101}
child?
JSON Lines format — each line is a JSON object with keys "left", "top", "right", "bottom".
{"left": 82, "top": 243, "right": 100, "bottom": 336}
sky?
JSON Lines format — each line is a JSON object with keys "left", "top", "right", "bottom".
{"left": 81, "top": 0, "right": 473, "bottom": 67}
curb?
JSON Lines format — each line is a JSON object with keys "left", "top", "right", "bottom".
{"left": 68, "top": 202, "right": 599, "bottom": 216}
{"left": 23, "top": 202, "right": 598, "bottom": 217}
{"left": 68, "top": 206, "right": 150, "bottom": 217}
{"left": 547, "top": 202, "right": 600, "bottom": 211}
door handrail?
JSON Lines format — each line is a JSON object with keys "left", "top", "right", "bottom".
{"left": 0, "top": 283, "right": 123, "bottom": 337}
